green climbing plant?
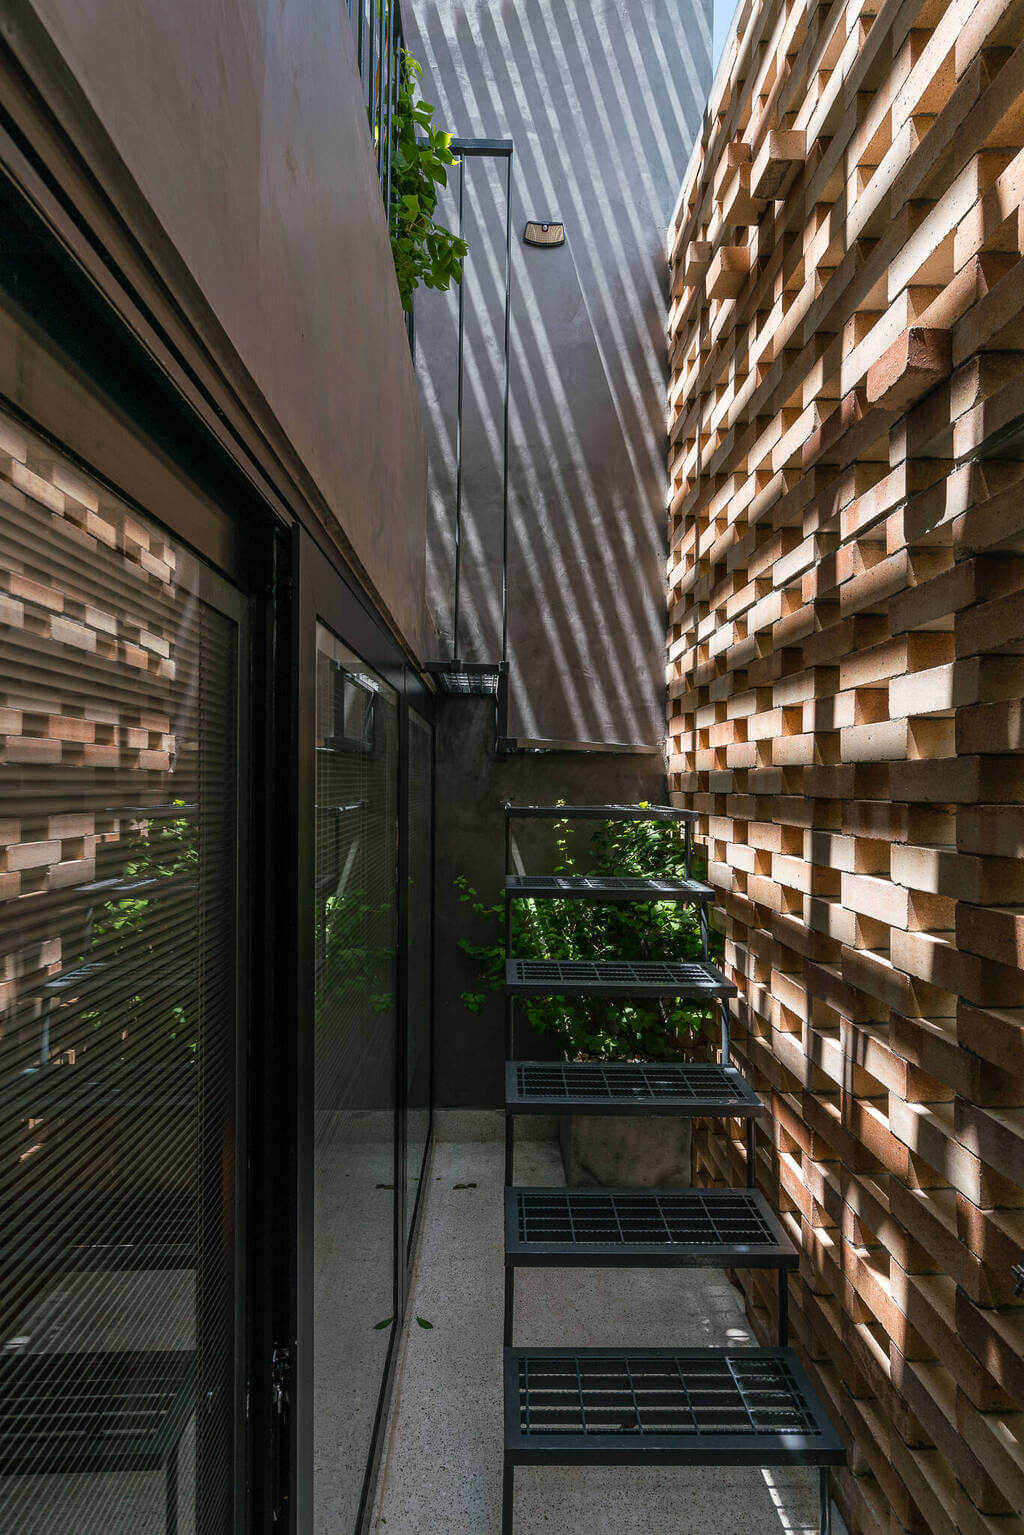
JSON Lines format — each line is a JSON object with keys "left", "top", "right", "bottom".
{"left": 387, "top": 50, "right": 468, "bottom": 312}
{"left": 456, "top": 807, "right": 722, "bottom": 1062}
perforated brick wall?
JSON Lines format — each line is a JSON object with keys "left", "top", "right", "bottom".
{"left": 666, "top": 0, "right": 1024, "bottom": 1529}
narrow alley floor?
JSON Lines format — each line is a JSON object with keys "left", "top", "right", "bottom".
{"left": 372, "top": 1116, "right": 848, "bottom": 1535}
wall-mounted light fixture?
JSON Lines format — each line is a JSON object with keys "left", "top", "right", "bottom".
{"left": 523, "top": 220, "right": 565, "bottom": 248}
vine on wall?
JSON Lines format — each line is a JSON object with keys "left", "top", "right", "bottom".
{"left": 387, "top": 51, "right": 467, "bottom": 313}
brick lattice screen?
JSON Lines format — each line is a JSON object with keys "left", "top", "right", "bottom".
{"left": 666, "top": 1, "right": 1024, "bottom": 1531}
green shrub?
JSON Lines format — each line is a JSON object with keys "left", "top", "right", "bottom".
{"left": 457, "top": 808, "right": 722, "bottom": 1061}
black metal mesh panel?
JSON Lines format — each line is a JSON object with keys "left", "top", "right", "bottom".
{"left": 516, "top": 1353, "right": 823, "bottom": 1438}
{"left": 430, "top": 668, "right": 501, "bottom": 695}
{"left": 506, "top": 874, "right": 712, "bottom": 901}
{"left": 313, "top": 627, "right": 397, "bottom": 1531}
{"left": 506, "top": 959, "right": 731, "bottom": 996}
{"left": 0, "top": 409, "right": 241, "bottom": 1532}
{"left": 509, "top": 1061, "right": 760, "bottom": 1112}
{"left": 506, "top": 804, "right": 697, "bottom": 822}
{"left": 513, "top": 1190, "right": 777, "bottom": 1250}
{"left": 405, "top": 708, "right": 432, "bottom": 1247}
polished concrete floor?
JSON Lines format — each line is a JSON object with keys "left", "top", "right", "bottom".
{"left": 372, "top": 1114, "right": 847, "bottom": 1535}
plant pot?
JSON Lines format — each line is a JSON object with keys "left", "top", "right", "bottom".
{"left": 558, "top": 1112, "right": 693, "bottom": 1188}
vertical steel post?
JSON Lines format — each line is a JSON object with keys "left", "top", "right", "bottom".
{"left": 388, "top": 4, "right": 399, "bottom": 219}
{"left": 165, "top": 1442, "right": 178, "bottom": 1535}
{"left": 503, "top": 1265, "right": 515, "bottom": 1346}
{"left": 819, "top": 1468, "right": 832, "bottom": 1535}
{"left": 504, "top": 802, "right": 513, "bottom": 970}
{"left": 395, "top": 689, "right": 410, "bottom": 1315}
{"left": 383, "top": 0, "right": 394, "bottom": 201}
{"left": 778, "top": 1268, "right": 789, "bottom": 1346}
{"left": 504, "top": 802, "right": 514, "bottom": 1191}
{"left": 502, "top": 1462, "right": 514, "bottom": 1535}
{"left": 452, "top": 157, "right": 466, "bottom": 662}
{"left": 377, "top": 0, "right": 385, "bottom": 179}
{"left": 500, "top": 149, "right": 513, "bottom": 665}
{"left": 504, "top": 805, "right": 515, "bottom": 1200}
{"left": 366, "top": 0, "right": 376, "bottom": 131}
{"left": 746, "top": 1116, "right": 756, "bottom": 1189}
{"left": 719, "top": 996, "right": 731, "bottom": 1066}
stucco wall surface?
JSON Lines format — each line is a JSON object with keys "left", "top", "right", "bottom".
{"left": 407, "top": 0, "right": 712, "bottom": 744}
{"left": 28, "top": 0, "right": 429, "bottom": 654}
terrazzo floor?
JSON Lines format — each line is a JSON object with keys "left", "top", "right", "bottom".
{"left": 371, "top": 1117, "right": 848, "bottom": 1535}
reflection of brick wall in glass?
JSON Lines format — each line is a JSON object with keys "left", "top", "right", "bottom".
{"left": 0, "top": 404, "right": 241, "bottom": 1534}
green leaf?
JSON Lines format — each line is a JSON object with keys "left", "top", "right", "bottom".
{"left": 415, "top": 1316, "right": 434, "bottom": 1329}
{"left": 373, "top": 1317, "right": 393, "bottom": 1330}
{"left": 385, "top": 48, "right": 467, "bottom": 311}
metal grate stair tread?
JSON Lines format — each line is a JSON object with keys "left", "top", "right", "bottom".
{"left": 505, "top": 874, "right": 713, "bottom": 903}
{"left": 504, "top": 1186, "right": 797, "bottom": 1269}
{"left": 504, "top": 1347, "right": 845, "bottom": 1467}
{"left": 425, "top": 660, "right": 506, "bottom": 695}
{"left": 505, "top": 1060, "right": 764, "bottom": 1117}
{"left": 505, "top": 958, "right": 735, "bottom": 998}
{"left": 505, "top": 803, "right": 697, "bottom": 822}
{"left": 0, "top": 1350, "right": 196, "bottom": 1471}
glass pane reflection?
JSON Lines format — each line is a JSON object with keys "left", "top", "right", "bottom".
{"left": 0, "top": 409, "right": 239, "bottom": 1535}
{"left": 313, "top": 626, "right": 397, "bottom": 1533}
{"left": 405, "top": 710, "right": 432, "bottom": 1246}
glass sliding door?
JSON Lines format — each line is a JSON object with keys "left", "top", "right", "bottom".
{"left": 312, "top": 625, "right": 397, "bottom": 1533}
{"left": 404, "top": 708, "right": 432, "bottom": 1248}
{"left": 0, "top": 407, "right": 246, "bottom": 1533}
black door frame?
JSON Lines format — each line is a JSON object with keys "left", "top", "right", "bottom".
{"left": 288, "top": 524, "right": 433, "bottom": 1535}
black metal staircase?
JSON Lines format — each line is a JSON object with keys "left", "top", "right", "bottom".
{"left": 500, "top": 802, "right": 844, "bottom": 1534}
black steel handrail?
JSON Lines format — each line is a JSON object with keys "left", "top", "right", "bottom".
{"left": 348, "top": 0, "right": 405, "bottom": 202}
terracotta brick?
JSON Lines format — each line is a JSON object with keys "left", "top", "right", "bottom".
{"left": 751, "top": 130, "right": 807, "bottom": 201}
{"left": 958, "top": 904, "right": 1024, "bottom": 972}
{"left": 667, "top": 0, "right": 1024, "bottom": 1524}
{"left": 866, "top": 328, "right": 952, "bottom": 412}
{"left": 956, "top": 1288, "right": 1024, "bottom": 1408}
{"left": 707, "top": 245, "right": 750, "bottom": 300}
{"left": 957, "top": 999, "right": 1024, "bottom": 1077}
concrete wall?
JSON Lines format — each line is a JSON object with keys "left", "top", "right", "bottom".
{"left": 667, "top": 0, "right": 1024, "bottom": 1531}
{"left": 406, "top": 0, "right": 710, "bottom": 1104}
{"left": 406, "top": 0, "right": 712, "bottom": 743}
{"left": 27, "top": 0, "right": 429, "bottom": 656}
